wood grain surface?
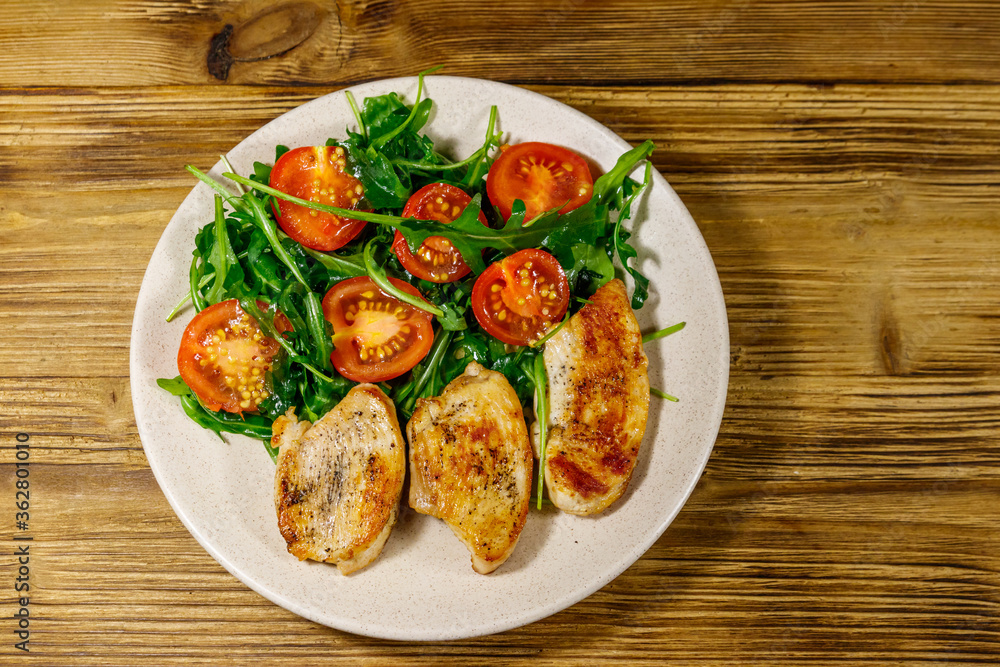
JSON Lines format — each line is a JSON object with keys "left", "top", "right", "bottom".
{"left": 1, "top": 0, "right": 999, "bottom": 664}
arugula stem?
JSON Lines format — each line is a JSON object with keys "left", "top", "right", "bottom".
{"left": 225, "top": 173, "right": 421, "bottom": 227}
{"left": 650, "top": 387, "right": 679, "bottom": 402}
{"left": 237, "top": 298, "right": 335, "bottom": 383}
{"left": 219, "top": 155, "right": 246, "bottom": 194}
{"left": 533, "top": 353, "right": 549, "bottom": 510}
{"left": 391, "top": 146, "right": 485, "bottom": 172}
{"left": 302, "top": 291, "right": 334, "bottom": 372}
{"left": 167, "top": 273, "right": 214, "bottom": 322}
{"left": 204, "top": 195, "right": 231, "bottom": 305}
{"left": 531, "top": 312, "right": 571, "bottom": 348}
{"left": 243, "top": 192, "right": 310, "bottom": 288}
{"left": 462, "top": 105, "right": 499, "bottom": 187}
{"left": 186, "top": 165, "right": 247, "bottom": 212}
{"left": 399, "top": 328, "right": 454, "bottom": 414}
{"left": 188, "top": 256, "right": 207, "bottom": 313}
{"left": 345, "top": 90, "right": 367, "bottom": 143}
{"left": 363, "top": 239, "right": 444, "bottom": 317}
{"left": 416, "top": 64, "right": 445, "bottom": 77}
{"left": 370, "top": 68, "right": 432, "bottom": 150}
{"left": 642, "top": 321, "right": 686, "bottom": 344}
{"left": 167, "top": 294, "right": 191, "bottom": 322}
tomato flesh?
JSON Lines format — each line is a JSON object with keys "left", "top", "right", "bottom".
{"left": 486, "top": 142, "right": 594, "bottom": 222}
{"left": 177, "top": 299, "right": 282, "bottom": 414}
{"left": 392, "top": 182, "right": 488, "bottom": 283}
{"left": 322, "top": 276, "right": 435, "bottom": 382}
{"left": 471, "top": 249, "right": 570, "bottom": 346}
{"left": 269, "top": 145, "right": 368, "bottom": 251}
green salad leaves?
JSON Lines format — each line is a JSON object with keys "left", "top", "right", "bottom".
{"left": 162, "top": 73, "right": 660, "bottom": 494}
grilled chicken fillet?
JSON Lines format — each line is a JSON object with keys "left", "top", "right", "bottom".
{"left": 408, "top": 362, "right": 532, "bottom": 574}
{"left": 273, "top": 384, "right": 406, "bottom": 575}
{"left": 539, "top": 279, "right": 649, "bottom": 515}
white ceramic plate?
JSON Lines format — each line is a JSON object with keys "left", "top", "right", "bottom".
{"left": 130, "top": 76, "right": 728, "bottom": 640}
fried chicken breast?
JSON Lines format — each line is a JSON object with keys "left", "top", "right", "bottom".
{"left": 539, "top": 279, "right": 649, "bottom": 515}
{"left": 272, "top": 384, "right": 406, "bottom": 575}
{"left": 407, "top": 362, "right": 532, "bottom": 574}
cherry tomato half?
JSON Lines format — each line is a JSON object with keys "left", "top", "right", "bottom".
{"left": 269, "top": 145, "right": 368, "bottom": 251}
{"left": 177, "top": 299, "right": 284, "bottom": 414}
{"left": 322, "top": 276, "right": 435, "bottom": 382}
{"left": 392, "top": 182, "right": 488, "bottom": 283}
{"left": 486, "top": 142, "right": 594, "bottom": 222}
{"left": 471, "top": 249, "right": 570, "bottom": 346}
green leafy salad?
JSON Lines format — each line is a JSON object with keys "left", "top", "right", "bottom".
{"left": 157, "top": 72, "right": 676, "bottom": 503}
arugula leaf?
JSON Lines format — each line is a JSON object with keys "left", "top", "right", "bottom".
{"left": 562, "top": 241, "right": 615, "bottom": 291}
{"left": 243, "top": 191, "right": 310, "bottom": 288}
{"left": 362, "top": 92, "right": 412, "bottom": 142}
{"left": 439, "top": 331, "right": 491, "bottom": 385}
{"left": 204, "top": 196, "right": 243, "bottom": 305}
{"left": 157, "top": 376, "right": 273, "bottom": 441}
{"left": 436, "top": 301, "right": 468, "bottom": 331}
{"left": 156, "top": 376, "right": 192, "bottom": 396}
{"left": 180, "top": 394, "right": 273, "bottom": 439}
{"left": 592, "top": 140, "right": 655, "bottom": 203}
{"left": 394, "top": 329, "right": 455, "bottom": 421}
{"left": 372, "top": 97, "right": 433, "bottom": 151}
{"left": 303, "top": 246, "right": 367, "bottom": 282}
{"left": 490, "top": 349, "right": 538, "bottom": 407}
{"left": 302, "top": 291, "right": 334, "bottom": 372}
{"left": 246, "top": 229, "right": 285, "bottom": 292}
{"left": 338, "top": 140, "right": 412, "bottom": 209}
{"left": 533, "top": 352, "right": 549, "bottom": 510}
{"left": 612, "top": 161, "right": 653, "bottom": 308}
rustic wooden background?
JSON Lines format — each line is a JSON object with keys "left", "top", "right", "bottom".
{"left": 2, "top": 0, "right": 999, "bottom": 663}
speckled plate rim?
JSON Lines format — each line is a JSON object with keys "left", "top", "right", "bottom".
{"left": 130, "top": 76, "right": 729, "bottom": 641}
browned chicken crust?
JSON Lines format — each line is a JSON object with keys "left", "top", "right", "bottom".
{"left": 273, "top": 384, "right": 406, "bottom": 575}
{"left": 540, "top": 279, "right": 650, "bottom": 515}
{"left": 408, "top": 363, "right": 533, "bottom": 574}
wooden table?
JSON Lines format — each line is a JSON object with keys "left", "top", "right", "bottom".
{"left": 2, "top": 1, "right": 998, "bottom": 663}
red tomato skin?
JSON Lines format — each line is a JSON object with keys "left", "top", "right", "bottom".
{"left": 471, "top": 248, "right": 570, "bottom": 346}
{"left": 392, "top": 182, "right": 488, "bottom": 283}
{"left": 322, "top": 276, "right": 435, "bottom": 383}
{"left": 486, "top": 142, "right": 594, "bottom": 222}
{"left": 177, "top": 299, "right": 282, "bottom": 414}
{"left": 269, "top": 145, "right": 368, "bottom": 251}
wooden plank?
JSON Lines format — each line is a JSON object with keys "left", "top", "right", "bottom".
{"left": 0, "top": 464, "right": 996, "bottom": 663}
{"left": 1, "top": 1, "right": 1000, "bottom": 86}
{"left": 2, "top": 79, "right": 999, "bottom": 661}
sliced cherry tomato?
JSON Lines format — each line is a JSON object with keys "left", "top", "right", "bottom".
{"left": 177, "top": 299, "right": 283, "bottom": 414}
{"left": 322, "top": 276, "right": 435, "bottom": 382}
{"left": 392, "top": 182, "right": 488, "bottom": 283}
{"left": 269, "top": 145, "right": 368, "bottom": 251}
{"left": 272, "top": 309, "right": 294, "bottom": 338}
{"left": 486, "top": 142, "right": 594, "bottom": 222}
{"left": 471, "top": 249, "right": 569, "bottom": 346}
